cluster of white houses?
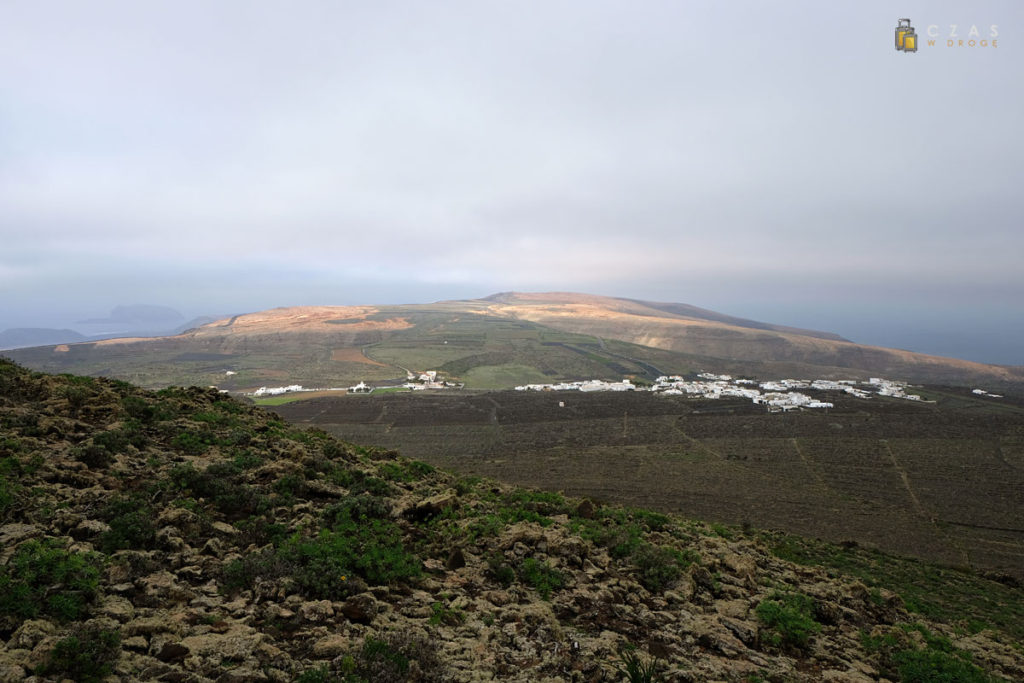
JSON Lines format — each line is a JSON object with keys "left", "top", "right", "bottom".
{"left": 250, "top": 384, "right": 305, "bottom": 397}
{"left": 248, "top": 371, "right": 945, "bottom": 411}
{"left": 401, "top": 370, "right": 463, "bottom": 391}
{"left": 515, "top": 379, "right": 638, "bottom": 392}
{"left": 247, "top": 370, "right": 462, "bottom": 398}
{"left": 516, "top": 373, "right": 929, "bottom": 412}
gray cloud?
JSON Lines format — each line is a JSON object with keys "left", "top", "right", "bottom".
{"left": 1, "top": 1, "right": 1022, "bottom": 363}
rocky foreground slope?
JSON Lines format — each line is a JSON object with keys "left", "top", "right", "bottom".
{"left": 0, "top": 358, "right": 1021, "bottom": 682}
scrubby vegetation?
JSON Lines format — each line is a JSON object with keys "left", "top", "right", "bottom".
{"left": 0, "top": 539, "right": 102, "bottom": 624}
{"left": 862, "top": 622, "right": 993, "bottom": 683}
{"left": 0, "top": 357, "right": 1021, "bottom": 681}
{"left": 35, "top": 624, "right": 122, "bottom": 682}
{"left": 755, "top": 591, "right": 821, "bottom": 651}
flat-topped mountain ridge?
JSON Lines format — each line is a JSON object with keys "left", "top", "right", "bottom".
{"left": 5, "top": 292, "right": 1022, "bottom": 391}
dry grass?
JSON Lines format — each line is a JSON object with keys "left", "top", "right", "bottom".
{"left": 331, "top": 347, "right": 391, "bottom": 366}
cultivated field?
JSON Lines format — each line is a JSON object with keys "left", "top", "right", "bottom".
{"left": 273, "top": 387, "right": 1024, "bottom": 579}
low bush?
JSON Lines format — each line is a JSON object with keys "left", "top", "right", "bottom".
{"left": 429, "top": 600, "right": 465, "bottom": 626}
{"left": 171, "top": 428, "right": 219, "bottom": 455}
{"left": 99, "top": 495, "right": 157, "bottom": 552}
{"left": 36, "top": 624, "right": 121, "bottom": 683}
{"left": 273, "top": 472, "right": 307, "bottom": 501}
{"left": 355, "top": 630, "right": 445, "bottom": 683}
{"left": 755, "top": 592, "right": 821, "bottom": 651}
{"left": 121, "top": 395, "right": 156, "bottom": 422}
{"left": 0, "top": 539, "right": 102, "bottom": 624}
{"left": 518, "top": 557, "right": 565, "bottom": 599}
{"left": 169, "top": 462, "right": 266, "bottom": 518}
{"left": 862, "top": 622, "right": 992, "bottom": 683}
{"left": 467, "top": 514, "right": 503, "bottom": 542}
{"left": 486, "top": 555, "right": 516, "bottom": 587}
{"left": 226, "top": 517, "right": 420, "bottom": 599}
{"left": 72, "top": 443, "right": 114, "bottom": 469}
{"left": 0, "top": 476, "right": 13, "bottom": 518}
{"left": 221, "top": 548, "right": 296, "bottom": 595}
{"left": 286, "top": 518, "right": 421, "bottom": 594}
{"left": 323, "top": 495, "right": 392, "bottom": 525}
{"left": 633, "top": 543, "right": 693, "bottom": 593}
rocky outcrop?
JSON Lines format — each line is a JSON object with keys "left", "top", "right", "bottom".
{"left": 0, "top": 359, "right": 1021, "bottom": 681}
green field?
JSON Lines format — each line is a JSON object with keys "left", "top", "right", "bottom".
{"left": 462, "top": 364, "right": 552, "bottom": 389}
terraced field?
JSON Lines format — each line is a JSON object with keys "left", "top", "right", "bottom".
{"left": 274, "top": 388, "right": 1024, "bottom": 579}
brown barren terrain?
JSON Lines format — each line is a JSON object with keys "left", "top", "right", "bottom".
{"left": 275, "top": 388, "right": 1024, "bottom": 581}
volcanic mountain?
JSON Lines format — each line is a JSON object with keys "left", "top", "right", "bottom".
{"left": 5, "top": 292, "right": 1022, "bottom": 391}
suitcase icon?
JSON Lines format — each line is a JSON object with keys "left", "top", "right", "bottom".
{"left": 895, "top": 18, "right": 918, "bottom": 52}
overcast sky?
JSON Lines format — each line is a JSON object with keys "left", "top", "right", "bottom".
{"left": 2, "top": 1, "right": 1022, "bottom": 363}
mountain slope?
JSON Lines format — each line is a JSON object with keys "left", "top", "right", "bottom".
{"left": 472, "top": 292, "right": 1024, "bottom": 388}
{"left": 1, "top": 360, "right": 1022, "bottom": 681}
{"left": 0, "top": 328, "right": 86, "bottom": 350}
{"left": 5, "top": 293, "right": 1022, "bottom": 391}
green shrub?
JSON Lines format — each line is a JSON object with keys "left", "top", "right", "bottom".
{"left": 378, "top": 463, "right": 409, "bottom": 482}
{"left": 121, "top": 395, "right": 156, "bottom": 422}
{"left": 93, "top": 427, "right": 136, "bottom": 453}
{"left": 234, "top": 515, "right": 289, "bottom": 547}
{"left": 169, "top": 463, "right": 266, "bottom": 518}
{"left": 893, "top": 648, "right": 990, "bottom": 682}
{"left": 221, "top": 548, "right": 296, "bottom": 595}
{"left": 295, "top": 665, "right": 342, "bottom": 682}
{"left": 429, "top": 601, "right": 465, "bottom": 626}
{"left": 863, "top": 623, "right": 993, "bottom": 683}
{"left": 518, "top": 557, "right": 565, "bottom": 600}
{"left": 229, "top": 448, "right": 262, "bottom": 469}
{"left": 99, "top": 495, "right": 157, "bottom": 552}
{"left": 286, "top": 519, "right": 421, "bottom": 594}
{"left": 575, "top": 520, "right": 643, "bottom": 559}
{"left": 321, "top": 439, "right": 352, "bottom": 462}
{"left": 73, "top": 443, "right": 114, "bottom": 469}
{"left": 352, "top": 474, "right": 393, "bottom": 497}
{"left": 273, "top": 472, "right": 307, "bottom": 500}
{"left": 631, "top": 508, "right": 673, "bottom": 533}
{"left": 486, "top": 555, "right": 516, "bottom": 587}
{"left": 0, "top": 539, "right": 102, "bottom": 624}
{"left": 193, "top": 410, "right": 243, "bottom": 428}
{"left": 454, "top": 476, "right": 480, "bottom": 496}
{"left": 71, "top": 424, "right": 143, "bottom": 469}
{"left": 755, "top": 592, "right": 821, "bottom": 651}
{"left": 355, "top": 630, "right": 444, "bottom": 683}
{"left": 36, "top": 624, "right": 121, "bottom": 683}
{"left": 405, "top": 460, "right": 436, "bottom": 479}
{"left": 505, "top": 489, "right": 568, "bottom": 514}
{"left": 497, "top": 505, "right": 553, "bottom": 527}
{"left": 171, "top": 429, "right": 218, "bottom": 455}
{"left": 0, "top": 471, "right": 17, "bottom": 519}
{"left": 61, "top": 384, "right": 90, "bottom": 414}
{"left": 710, "top": 522, "right": 735, "bottom": 540}
{"left": 323, "top": 495, "right": 392, "bottom": 525}
{"left": 230, "top": 518, "right": 421, "bottom": 600}
{"left": 467, "top": 514, "right": 503, "bottom": 542}
{"left": 633, "top": 543, "right": 692, "bottom": 593}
